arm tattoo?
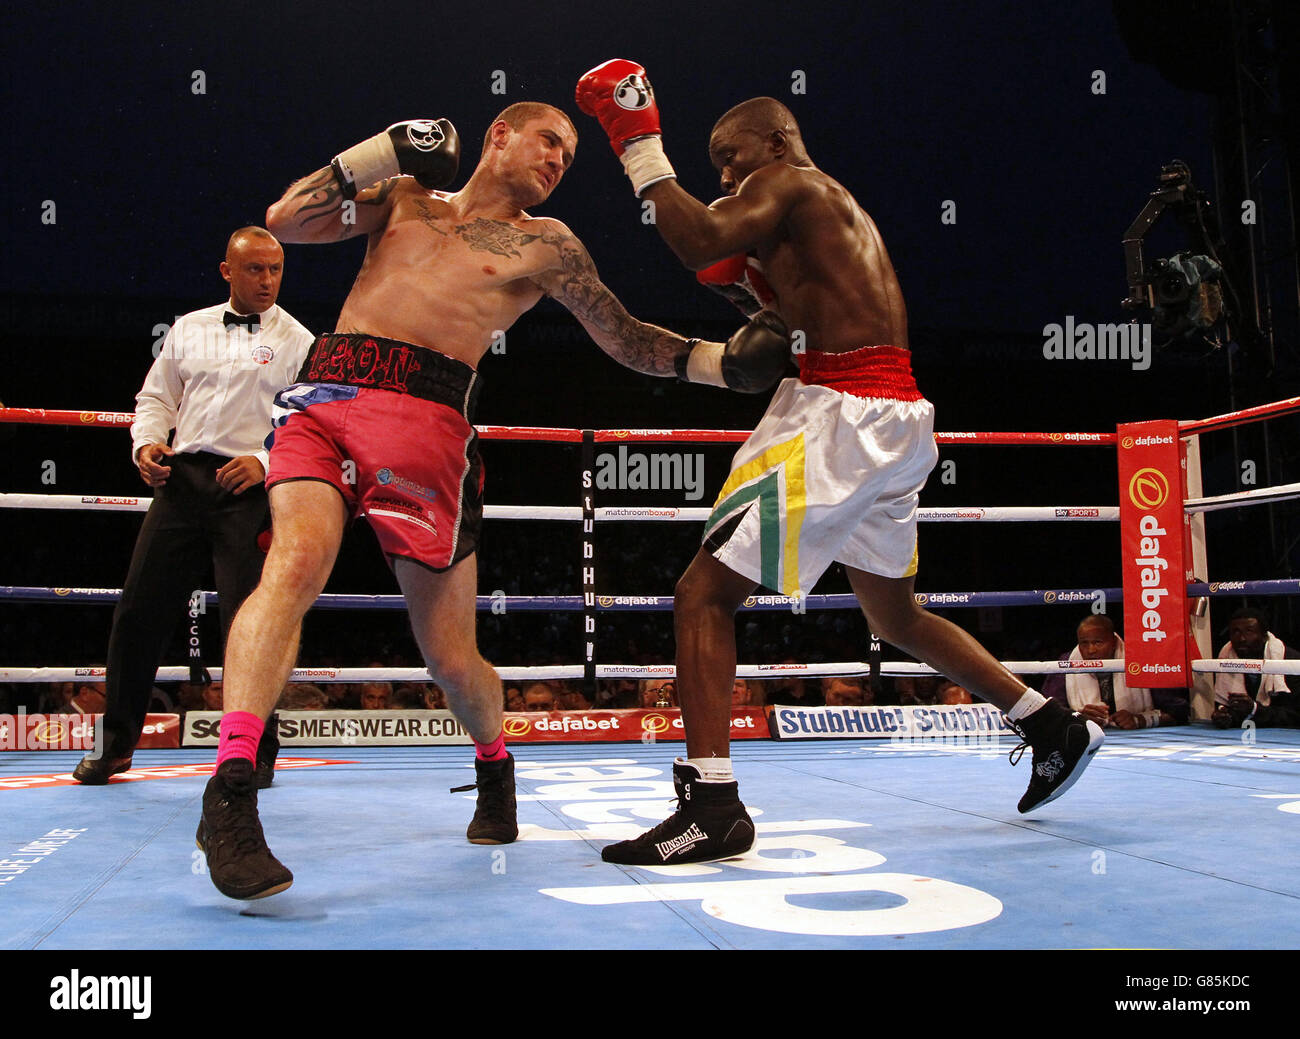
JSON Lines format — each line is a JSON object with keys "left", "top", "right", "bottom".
{"left": 290, "top": 169, "right": 343, "bottom": 229}
{"left": 541, "top": 229, "right": 686, "bottom": 376}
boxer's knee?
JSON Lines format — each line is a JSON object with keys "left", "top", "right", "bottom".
{"left": 425, "top": 650, "right": 494, "bottom": 698}
{"left": 674, "top": 550, "right": 749, "bottom": 621}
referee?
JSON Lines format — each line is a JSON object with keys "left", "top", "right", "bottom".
{"left": 75, "top": 227, "right": 314, "bottom": 786}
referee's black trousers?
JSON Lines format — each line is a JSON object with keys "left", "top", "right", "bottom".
{"left": 102, "top": 452, "right": 268, "bottom": 755}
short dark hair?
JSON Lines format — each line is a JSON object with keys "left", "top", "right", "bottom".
{"left": 1229, "top": 607, "right": 1269, "bottom": 630}
{"left": 482, "top": 102, "right": 574, "bottom": 155}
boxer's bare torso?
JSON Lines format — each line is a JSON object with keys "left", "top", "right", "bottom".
{"left": 267, "top": 112, "right": 692, "bottom": 375}
{"left": 646, "top": 121, "right": 909, "bottom": 355}
{"left": 336, "top": 179, "right": 565, "bottom": 365}
{"left": 740, "top": 164, "right": 909, "bottom": 354}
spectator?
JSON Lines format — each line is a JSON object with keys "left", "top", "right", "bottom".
{"left": 281, "top": 684, "right": 328, "bottom": 710}
{"left": 504, "top": 686, "right": 526, "bottom": 713}
{"left": 391, "top": 684, "right": 427, "bottom": 710}
{"left": 1043, "top": 615, "right": 1187, "bottom": 729}
{"left": 763, "top": 662, "right": 823, "bottom": 707}
{"left": 823, "top": 677, "right": 867, "bottom": 707}
{"left": 423, "top": 685, "right": 448, "bottom": 711}
{"left": 202, "top": 680, "right": 225, "bottom": 712}
{"left": 730, "top": 679, "right": 755, "bottom": 708}
{"left": 599, "top": 678, "right": 640, "bottom": 709}
{"left": 558, "top": 685, "right": 593, "bottom": 711}
{"left": 71, "top": 683, "right": 108, "bottom": 715}
{"left": 177, "top": 681, "right": 208, "bottom": 712}
{"left": 39, "top": 683, "right": 76, "bottom": 714}
{"left": 359, "top": 683, "right": 391, "bottom": 711}
{"left": 937, "top": 682, "right": 974, "bottom": 705}
{"left": 895, "top": 674, "right": 944, "bottom": 706}
{"left": 1212, "top": 608, "right": 1300, "bottom": 729}
{"left": 639, "top": 678, "right": 676, "bottom": 709}
{"left": 523, "top": 682, "right": 558, "bottom": 712}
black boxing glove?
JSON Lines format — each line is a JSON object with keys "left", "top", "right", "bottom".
{"left": 331, "top": 119, "right": 460, "bottom": 199}
{"left": 675, "top": 310, "right": 791, "bottom": 393}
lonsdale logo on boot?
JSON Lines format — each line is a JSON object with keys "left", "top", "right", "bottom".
{"left": 1036, "top": 751, "right": 1065, "bottom": 781}
{"left": 655, "top": 823, "right": 706, "bottom": 860}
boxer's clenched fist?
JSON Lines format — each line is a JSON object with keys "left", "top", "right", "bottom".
{"left": 331, "top": 119, "right": 460, "bottom": 199}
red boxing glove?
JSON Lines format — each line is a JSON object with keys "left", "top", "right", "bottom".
{"left": 697, "top": 254, "right": 777, "bottom": 318}
{"left": 575, "top": 59, "right": 662, "bottom": 154}
{"left": 576, "top": 59, "right": 676, "bottom": 196}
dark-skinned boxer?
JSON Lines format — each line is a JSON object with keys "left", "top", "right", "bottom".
{"left": 577, "top": 60, "right": 1105, "bottom": 865}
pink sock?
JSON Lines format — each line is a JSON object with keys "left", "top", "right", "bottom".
{"left": 475, "top": 731, "right": 508, "bottom": 762}
{"left": 215, "top": 711, "right": 264, "bottom": 770}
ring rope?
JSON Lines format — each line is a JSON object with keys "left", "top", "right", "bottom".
{"left": 0, "top": 494, "right": 1122, "bottom": 524}
{"left": 5, "top": 657, "right": 1297, "bottom": 685}
{"left": 5, "top": 580, "right": 1296, "bottom": 611}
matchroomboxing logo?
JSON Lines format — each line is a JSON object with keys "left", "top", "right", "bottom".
{"left": 1127, "top": 467, "right": 1170, "bottom": 511}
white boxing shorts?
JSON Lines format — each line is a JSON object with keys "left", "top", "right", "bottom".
{"left": 702, "top": 346, "right": 937, "bottom": 596}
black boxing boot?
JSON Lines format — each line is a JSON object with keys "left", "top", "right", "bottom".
{"left": 602, "top": 760, "right": 755, "bottom": 865}
{"left": 1008, "top": 699, "right": 1105, "bottom": 814}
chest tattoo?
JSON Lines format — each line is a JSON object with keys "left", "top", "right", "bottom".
{"left": 411, "top": 199, "right": 449, "bottom": 236}
{"left": 454, "top": 217, "right": 543, "bottom": 258}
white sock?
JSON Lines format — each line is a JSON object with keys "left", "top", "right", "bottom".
{"left": 683, "top": 756, "right": 734, "bottom": 782}
{"left": 1006, "top": 689, "right": 1049, "bottom": 722}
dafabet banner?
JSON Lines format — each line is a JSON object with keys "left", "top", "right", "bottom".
{"left": 1116, "top": 420, "right": 1187, "bottom": 686}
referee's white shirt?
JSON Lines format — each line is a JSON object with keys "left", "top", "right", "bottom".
{"left": 131, "top": 302, "right": 314, "bottom": 473}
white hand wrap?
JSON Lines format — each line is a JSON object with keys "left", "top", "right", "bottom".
{"left": 619, "top": 136, "right": 676, "bottom": 197}
{"left": 333, "top": 133, "right": 400, "bottom": 197}
{"left": 683, "top": 341, "right": 727, "bottom": 388}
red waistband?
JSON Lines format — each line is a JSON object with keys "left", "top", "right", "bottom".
{"left": 797, "top": 346, "right": 922, "bottom": 401}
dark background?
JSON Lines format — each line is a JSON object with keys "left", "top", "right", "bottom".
{"left": 3, "top": 0, "right": 1297, "bottom": 675}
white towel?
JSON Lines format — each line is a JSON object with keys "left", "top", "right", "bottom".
{"left": 1064, "top": 635, "right": 1155, "bottom": 715}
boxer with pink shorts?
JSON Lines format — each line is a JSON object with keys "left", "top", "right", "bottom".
{"left": 266, "top": 332, "right": 483, "bottom": 571}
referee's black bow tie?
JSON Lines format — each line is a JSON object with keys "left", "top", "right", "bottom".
{"left": 224, "top": 311, "right": 259, "bottom": 330}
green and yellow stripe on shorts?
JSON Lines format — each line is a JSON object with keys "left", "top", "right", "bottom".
{"left": 703, "top": 432, "right": 807, "bottom": 596}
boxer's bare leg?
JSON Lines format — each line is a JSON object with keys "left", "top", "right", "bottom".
{"left": 844, "top": 567, "right": 1030, "bottom": 710}
{"left": 222, "top": 480, "right": 347, "bottom": 720}
{"left": 397, "top": 552, "right": 516, "bottom": 844}
{"left": 396, "top": 553, "right": 502, "bottom": 744}
{"left": 673, "top": 548, "right": 758, "bottom": 759}
{"left": 600, "top": 549, "right": 757, "bottom": 865}
{"left": 200, "top": 479, "right": 347, "bottom": 900}
{"left": 846, "top": 565, "right": 1103, "bottom": 814}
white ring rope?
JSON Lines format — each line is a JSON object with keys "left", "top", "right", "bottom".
{"left": 0, "top": 659, "right": 1135, "bottom": 684}
{"left": 0, "top": 494, "right": 1119, "bottom": 523}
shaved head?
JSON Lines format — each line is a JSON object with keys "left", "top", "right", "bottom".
{"left": 1077, "top": 615, "right": 1115, "bottom": 638}
{"left": 712, "top": 97, "right": 802, "bottom": 141}
{"left": 226, "top": 225, "right": 279, "bottom": 261}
